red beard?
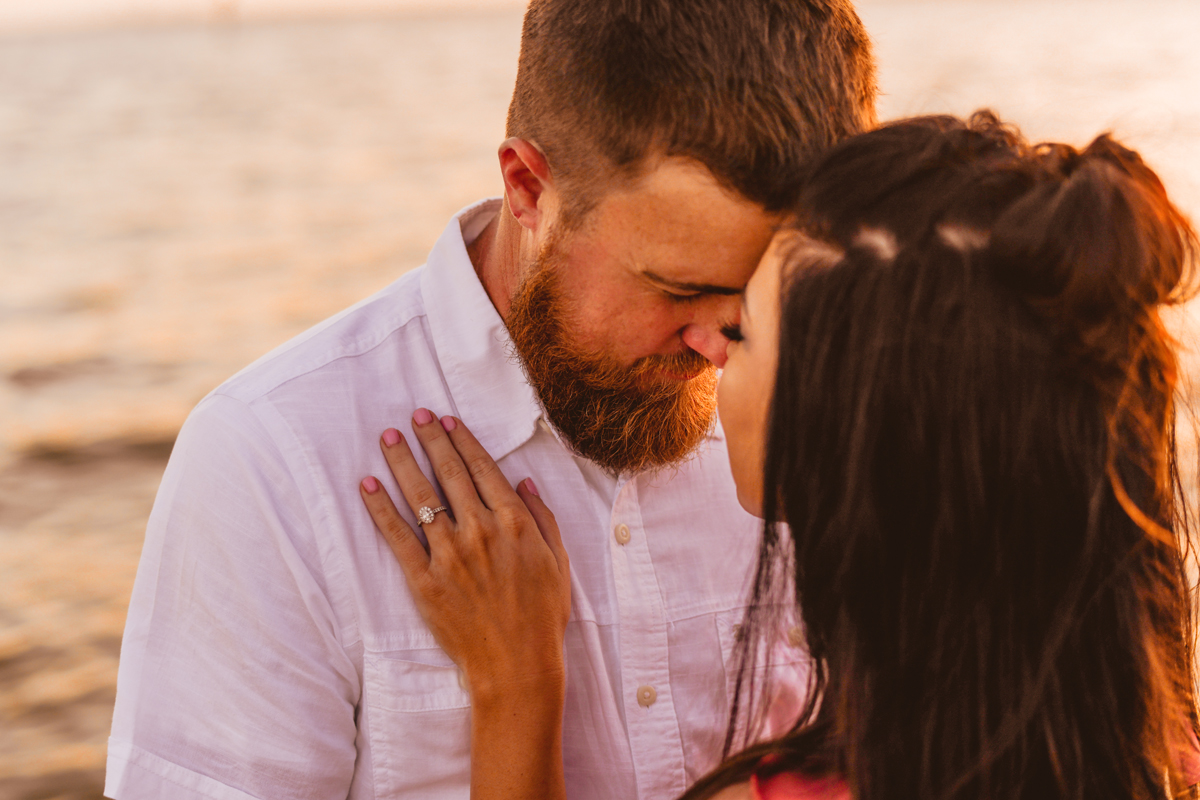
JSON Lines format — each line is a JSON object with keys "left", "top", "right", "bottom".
{"left": 505, "top": 233, "right": 718, "bottom": 474}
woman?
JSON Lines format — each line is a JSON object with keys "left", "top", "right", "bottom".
{"left": 359, "top": 112, "right": 1200, "bottom": 799}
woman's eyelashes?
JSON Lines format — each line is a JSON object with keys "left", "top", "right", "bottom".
{"left": 721, "top": 323, "right": 744, "bottom": 343}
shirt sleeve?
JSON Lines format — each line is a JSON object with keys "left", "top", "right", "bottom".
{"left": 106, "top": 392, "right": 361, "bottom": 800}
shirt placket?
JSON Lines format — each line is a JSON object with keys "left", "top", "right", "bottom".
{"left": 609, "top": 476, "right": 687, "bottom": 799}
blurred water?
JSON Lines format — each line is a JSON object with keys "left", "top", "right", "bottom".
{"left": 0, "top": 1, "right": 1198, "bottom": 796}
{"left": 0, "top": 12, "right": 523, "bottom": 463}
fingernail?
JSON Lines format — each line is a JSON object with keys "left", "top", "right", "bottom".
{"left": 440, "top": 416, "right": 457, "bottom": 432}
{"left": 524, "top": 478, "right": 540, "bottom": 497}
{"left": 382, "top": 428, "right": 401, "bottom": 447}
{"left": 413, "top": 408, "right": 434, "bottom": 425}
{"left": 362, "top": 476, "right": 380, "bottom": 493}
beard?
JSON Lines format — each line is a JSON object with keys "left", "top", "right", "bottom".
{"left": 505, "top": 232, "right": 718, "bottom": 475}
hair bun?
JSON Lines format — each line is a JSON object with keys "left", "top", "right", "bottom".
{"left": 984, "top": 135, "right": 1195, "bottom": 366}
{"left": 988, "top": 136, "right": 1193, "bottom": 317}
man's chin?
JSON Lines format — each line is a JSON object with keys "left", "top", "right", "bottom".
{"left": 546, "top": 390, "right": 718, "bottom": 475}
{"left": 646, "top": 367, "right": 706, "bottom": 383}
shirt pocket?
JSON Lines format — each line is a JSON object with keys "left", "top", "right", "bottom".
{"left": 363, "top": 649, "right": 472, "bottom": 799}
{"left": 715, "top": 608, "right": 812, "bottom": 744}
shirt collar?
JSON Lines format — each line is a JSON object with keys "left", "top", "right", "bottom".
{"left": 420, "top": 199, "right": 543, "bottom": 462}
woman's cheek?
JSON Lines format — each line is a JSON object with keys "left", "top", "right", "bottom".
{"left": 718, "top": 364, "right": 765, "bottom": 515}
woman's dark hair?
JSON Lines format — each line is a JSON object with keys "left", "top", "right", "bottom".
{"left": 685, "top": 111, "right": 1199, "bottom": 799}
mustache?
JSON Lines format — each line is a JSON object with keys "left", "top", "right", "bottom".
{"left": 634, "top": 350, "right": 713, "bottom": 376}
{"left": 577, "top": 350, "right": 715, "bottom": 394}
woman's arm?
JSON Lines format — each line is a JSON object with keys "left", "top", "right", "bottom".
{"left": 359, "top": 410, "right": 570, "bottom": 800}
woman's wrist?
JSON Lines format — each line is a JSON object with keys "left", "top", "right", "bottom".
{"left": 466, "top": 657, "right": 566, "bottom": 713}
{"left": 468, "top": 660, "right": 567, "bottom": 800}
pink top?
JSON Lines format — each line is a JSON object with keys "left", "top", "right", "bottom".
{"left": 750, "top": 733, "right": 1200, "bottom": 800}
{"left": 750, "top": 772, "right": 850, "bottom": 800}
{"left": 1181, "top": 727, "right": 1200, "bottom": 786}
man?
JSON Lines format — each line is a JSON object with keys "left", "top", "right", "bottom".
{"left": 106, "top": 1, "right": 876, "bottom": 798}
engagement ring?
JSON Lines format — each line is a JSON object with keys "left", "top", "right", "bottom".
{"left": 416, "top": 506, "right": 447, "bottom": 526}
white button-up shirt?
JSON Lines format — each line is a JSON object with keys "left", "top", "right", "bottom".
{"left": 106, "top": 199, "right": 807, "bottom": 800}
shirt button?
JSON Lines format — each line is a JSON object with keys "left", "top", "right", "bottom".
{"left": 637, "top": 685, "right": 657, "bottom": 707}
{"left": 614, "top": 523, "right": 631, "bottom": 545}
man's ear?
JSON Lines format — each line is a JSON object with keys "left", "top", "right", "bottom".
{"left": 498, "top": 138, "right": 555, "bottom": 231}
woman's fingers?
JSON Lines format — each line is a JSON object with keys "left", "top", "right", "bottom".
{"left": 363, "top": 419, "right": 571, "bottom": 709}
{"left": 360, "top": 475, "right": 431, "bottom": 582}
{"left": 441, "top": 416, "right": 526, "bottom": 513}
{"left": 516, "top": 478, "right": 569, "bottom": 578}
{"left": 407, "top": 409, "right": 488, "bottom": 517}
{"left": 378, "top": 425, "right": 454, "bottom": 545}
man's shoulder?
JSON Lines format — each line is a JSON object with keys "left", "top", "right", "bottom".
{"left": 170, "top": 262, "right": 457, "bottom": 498}
{"left": 213, "top": 267, "right": 431, "bottom": 408}
{"left": 149, "top": 265, "right": 442, "bottom": 634}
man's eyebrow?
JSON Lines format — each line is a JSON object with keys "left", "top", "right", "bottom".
{"left": 642, "top": 270, "right": 743, "bottom": 296}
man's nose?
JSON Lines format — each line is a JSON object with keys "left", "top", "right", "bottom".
{"left": 681, "top": 323, "right": 731, "bottom": 369}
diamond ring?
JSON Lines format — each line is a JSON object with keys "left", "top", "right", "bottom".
{"left": 416, "top": 505, "right": 447, "bottom": 526}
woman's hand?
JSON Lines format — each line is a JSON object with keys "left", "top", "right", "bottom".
{"left": 359, "top": 409, "right": 571, "bottom": 704}
{"left": 359, "top": 409, "right": 570, "bottom": 800}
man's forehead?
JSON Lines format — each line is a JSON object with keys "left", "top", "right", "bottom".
{"left": 565, "top": 157, "right": 781, "bottom": 292}
{"left": 617, "top": 224, "right": 776, "bottom": 296}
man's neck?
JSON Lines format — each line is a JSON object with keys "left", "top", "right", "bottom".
{"left": 467, "top": 209, "right": 524, "bottom": 321}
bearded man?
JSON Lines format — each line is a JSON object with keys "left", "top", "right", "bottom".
{"left": 106, "top": 2, "right": 876, "bottom": 798}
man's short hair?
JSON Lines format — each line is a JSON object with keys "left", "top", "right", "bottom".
{"left": 506, "top": 0, "right": 878, "bottom": 226}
